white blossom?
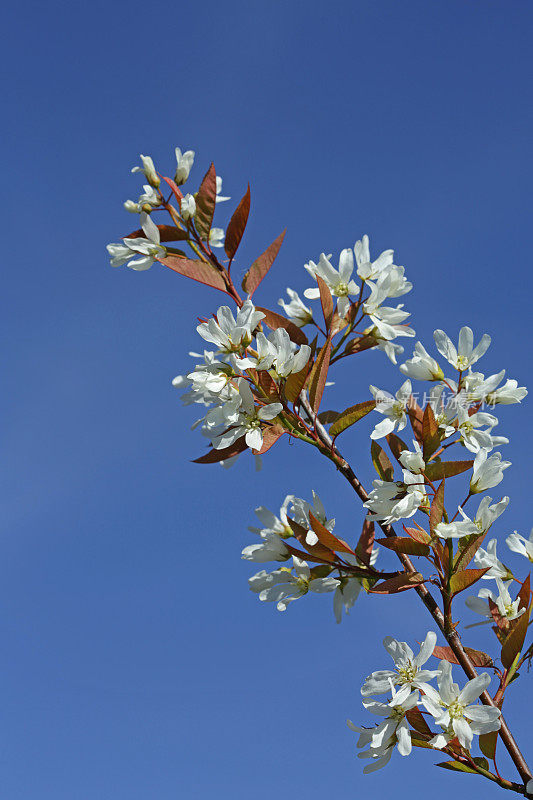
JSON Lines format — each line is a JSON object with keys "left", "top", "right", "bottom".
{"left": 250, "top": 557, "right": 339, "bottom": 611}
{"left": 433, "top": 326, "right": 491, "bottom": 372}
{"left": 215, "top": 176, "right": 231, "bottom": 202}
{"left": 196, "top": 300, "right": 264, "bottom": 354}
{"left": 435, "top": 496, "right": 509, "bottom": 539}
{"left": 506, "top": 529, "right": 533, "bottom": 563}
{"left": 209, "top": 227, "right": 225, "bottom": 248}
{"left": 181, "top": 193, "right": 196, "bottom": 220}
{"left": 334, "top": 549, "right": 378, "bottom": 623}
{"left": 369, "top": 379, "right": 412, "bottom": 439}
{"left": 361, "top": 632, "right": 439, "bottom": 702}
{"left": 364, "top": 471, "right": 428, "bottom": 525}
{"left": 124, "top": 184, "right": 161, "bottom": 214}
{"left": 236, "top": 328, "right": 311, "bottom": 377}
{"left": 400, "top": 342, "right": 444, "bottom": 381}
{"left": 174, "top": 147, "right": 195, "bottom": 185}
{"left": 470, "top": 450, "right": 511, "bottom": 494}
{"left": 131, "top": 154, "right": 160, "bottom": 187}
{"left": 107, "top": 212, "right": 166, "bottom": 271}
{"left": 473, "top": 538, "right": 513, "bottom": 580}
{"left": 354, "top": 234, "right": 395, "bottom": 282}
{"left": 304, "top": 250, "right": 358, "bottom": 317}
{"left": 278, "top": 288, "right": 313, "bottom": 326}
{"left": 465, "top": 579, "right": 525, "bottom": 623}
{"left": 486, "top": 378, "right": 528, "bottom": 406}
{"left": 398, "top": 441, "right": 425, "bottom": 474}
{"left": 211, "top": 380, "right": 282, "bottom": 452}
{"left": 456, "top": 406, "right": 507, "bottom": 453}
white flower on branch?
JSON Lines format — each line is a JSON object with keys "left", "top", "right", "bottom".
{"left": 473, "top": 538, "right": 513, "bottom": 580}
{"left": 470, "top": 449, "right": 511, "bottom": 494}
{"left": 249, "top": 557, "right": 339, "bottom": 611}
{"left": 465, "top": 578, "right": 525, "bottom": 623}
{"left": 242, "top": 497, "right": 293, "bottom": 563}
{"left": 196, "top": 300, "right": 265, "bottom": 354}
{"left": 421, "top": 661, "right": 500, "bottom": 750}
{"left": 304, "top": 250, "right": 358, "bottom": 317}
{"left": 354, "top": 234, "right": 395, "bottom": 282}
{"left": 433, "top": 326, "right": 491, "bottom": 372}
{"left": 369, "top": 379, "right": 412, "bottom": 439}
{"left": 236, "top": 328, "right": 311, "bottom": 377}
{"left": 333, "top": 548, "right": 378, "bottom": 623}
{"left": 363, "top": 471, "right": 428, "bottom": 525}
{"left": 278, "top": 288, "right": 313, "bottom": 327}
{"left": 455, "top": 406, "right": 508, "bottom": 454}
{"left": 210, "top": 379, "right": 282, "bottom": 452}
{"left": 131, "top": 154, "right": 160, "bottom": 188}
{"left": 400, "top": 342, "right": 444, "bottom": 381}
{"left": 181, "top": 193, "right": 196, "bottom": 220}
{"left": 361, "top": 631, "right": 439, "bottom": 701}
{"left": 215, "top": 176, "right": 231, "bottom": 203}
{"left": 435, "top": 495, "right": 509, "bottom": 539}
{"left": 506, "top": 529, "right": 533, "bottom": 563}
{"left": 398, "top": 441, "right": 425, "bottom": 474}
{"left": 107, "top": 212, "right": 166, "bottom": 271}
{"left": 209, "top": 227, "right": 225, "bottom": 248}
{"left": 124, "top": 184, "right": 161, "bottom": 214}
{"left": 174, "top": 147, "right": 195, "bottom": 185}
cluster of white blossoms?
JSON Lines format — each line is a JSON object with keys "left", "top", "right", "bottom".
{"left": 349, "top": 632, "right": 501, "bottom": 772}
{"left": 243, "top": 493, "right": 377, "bottom": 621}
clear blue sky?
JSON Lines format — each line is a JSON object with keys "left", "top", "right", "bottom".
{"left": 3, "top": 1, "right": 533, "bottom": 797}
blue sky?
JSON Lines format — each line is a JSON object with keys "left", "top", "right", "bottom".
{"left": 3, "top": 0, "right": 533, "bottom": 797}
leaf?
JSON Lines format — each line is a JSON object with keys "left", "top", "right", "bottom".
{"left": 408, "top": 396, "right": 424, "bottom": 444}
{"left": 429, "top": 479, "right": 445, "bottom": 535}
{"left": 410, "top": 732, "right": 436, "bottom": 750}
{"left": 224, "top": 185, "right": 251, "bottom": 260}
{"left": 454, "top": 532, "right": 487, "bottom": 571}
{"left": 355, "top": 519, "right": 375, "bottom": 567}
{"left": 252, "top": 424, "right": 285, "bottom": 455}
{"left": 160, "top": 175, "right": 183, "bottom": 202}
{"left": 422, "top": 403, "right": 440, "bottom": 460}
{"left": 424, "top": 460, "right": 474, "bottom": 481}
{"left": 404, "top": 525, "right": 432, "bottom": 545}
{"left": 343, "top": 334, "right": 377, "bottom": 356}
{"left": 317, "top": 275, "right": 333, "bottom": 331}
{"left": 371, "top": 572, "right": 425, "bottom": 594}
{"left": 125, "top": 224, "right": 190, "bottom": 242}
{"left": 256, "top": 307, "right": 308, "bottom": 345}
{"left": 329, "top": 400, "right": 376, "bottom": 439}
{"left": 516, "top": 574, "right": 531, "bottom": 612}
{"left": 377, "top": 537, "right": 430, "bottom": 556}
{"left": 194, "top": 163, "right": 217, "bottom": 240}
{"left": 286, "top": 518, "right": 336, "bottom": 563}
{"left": 284, "top": 364, "right": 309, "bottom": 403}
{"left": 242, "top": 230, "right": 286, "bottom": 296}
{"left": 386, "top": 433, "right": 409, "bottom": 463}
{"left": 317, "top": 410, "right": 341, "bottom": 424}
{"left": 308, "top": 512, "right": 355, "bottom": 555}
{"left": 192, "top": 436, "right": 248, "bottom": 464}
{"left": 371, "top": 440, "right": 394, "bottom": 482}
{"left": 406, "top": 708, "right": 433, "bottom": 736}
{"left": 283, "top": 541, "right": 339, "bottom": 567}
{"left": 479, "top": 730, "right": 498, "bottom": 760}
{"left": 501, "top": 603, "right": 531, "bottom": 669}
{"left": 159, "top": 254, "right": 227, "bottom": 292}
{"left": 432, "top": 645, "right": 493, "bottom": 668}
{"left": 436, "top": 760, "right": 477, "bottom": 775}
{"left": 449, "top": 568, "right": 490, "bottom": 597}
{"left": 308, "top": 337, "right": 331, "bottom": 413}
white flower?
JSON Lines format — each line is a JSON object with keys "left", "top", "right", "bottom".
{"left": 174, "top": 147, "right": 195, "bottom": 185}
{"left": 304, "top": 250, "right": 358, "bottom": 317}
{"left": 364, "top": 303, "right": 415, "bottom": 343}
{"left": 456, "top": 406, "right": 507, "bottom": 454}
{"left": 398, "top": 441, "right": 425, "bottom": 474}
{"left": 486, "top": 378, "right": 528, "bottom": 406}
{"left": 466, "top": 579, "right": 525, "bottom": 623}
{"left": 215, "top": 176, "right": 231, "bottom": 202}
{"left": 470, "top": 450, "right": 511, "bottom": 494}
{"left": 369, "top": 379, "right": 412, "bottom": 439}
{"left": 236, "top": 328, "right": 311, "bottom": 377}
{"left": 435, "top": 496, "right": 509, "bottom": 539}
{"left": 421, "top": 661, "right": 500, "bottom": 750}
{"left": 348, "top": 684, "right": 418, "bottom": 772}
{"left": 364, "top": 471, "right": 428, "bottom": 525}
{"left": 288, "top": 491, "right": 335, "bottom": 544}
{"left": 374, "top": 338, "right": 405, "bottom": 364}
{"left": 354, "top": 235, "right": 395, "bottom": 281}
{"left": 250, "top": 557, "right": 339, "bottom": 611}
{"left": 361, "top": 631, "right": 439, "bottom": 701}
{"left": 506, "top": 529, "right": 533, "bottom": 563}
{"left": 473, "top": 538, "right": 513, "bottom": 580}
{"left": 433, "top": 326, "right": 491, "bottom": 372}
{"left": 334, "top": 549, "right": 378, "bottom": 623}
{"left": 278, "top": 288, "right": 313, "bottom": 326}
{"left": 400, "top": 342, "right": 444, "bottom": 381}
{"left": 209, "top": 227, "right": 225, "bottom": 248}
{"left": 247, "top": 496, "right": 293, "bottom": 538}
{"left": 367, "top": 264, "right": 412, "bottom": 299}
{"left": 107, "top": 212, "right": 166, "bottom": 271}
{"left": 124, "top": 184, "right": 161, "bottom": 214}
{"left": 242, "top": 497, "right": 293, "bottom": 563}
{"left": 196, "top": 299, "right": 265, "bottom": 354}
{"left": 131, "top": 154, "right": 160, "bottom": 188}
{"left": 211, "top": 380, "right": 282, "bottom": 452}
{"left": 181, "top": 193, "right": 196, "bottom": 220}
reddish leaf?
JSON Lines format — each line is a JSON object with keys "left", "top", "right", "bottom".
{"left": 356, "top": 519, "right": 375, "bottom": 567}
{"left": 317, "top": 410, "right": 341, "bottom": 424}
{"left": 194, "top": 163, "right": 217, "bottom": 240}
{"left": 377, "top": 537, "right": 430, "bottom": 556}
{"left": 160, "top": 175, "right": 184, "bottom": 202}
{"left": 284, "top": 364, "right": 310, "bottom": 404}
{"left": 286, "top": 518, "right": 336, "bottom": 563}
{"left": 343, "top": 334, "right": 378, "bottom": 356}
{"left": 159, "top": 254, "right": 227, "bottom": 292}
{"left": 454, "top": 532, "right": 487, "bottom": 571}
{"left": 224, "top": 185, "right": 251, "bottom": 260}
{"left": 256, "top": 307, "right": 308, "bottom": 345}
{"left": 371, "top": 440, "right": 394, "bottom": 482}
{"left": 409, "top": 397, "right": 424, "bottom": 444}
{"left": 256, "top": 370, "right": 280, "bottom": 401}
{"left": 329, "top": 400, "right": 376, "bottom": 439}
{"left": 371, "top": 572, "right": 425, "bottom": 594}
{"left": 252, "top": 424, "right": 285, "bottom": 455}
{"left": 429, "top": 479, "right": 445, "bottom": 535}
{"left": 516, "top": 574, "right": 531, "bottom": 612}
{"left": 479, "top": 731, "right": 498, "bottom": 760}
{"left": 432, "top": 645, "right": 493, "bottom": 668}
{"left": 449, "top": 568, "right": 490, "bottom": 597}
{"left": 422, "top": 404, "right": 440, "bottom": 460}
{"left": 283, "top": 541, "right": 341, "bottom": 567}
{"left": 308, "top": 512, "right": 355, "bottom": 555}
{"left": 192, "top": 436, "right": 247, "bottom": 464}
{"left": 501, "top": 604, "right": 531, "bottom": 669}
{"left": 386, "top": 433, "right": 409, "bottom": 463}
{"left": 424, "top": 460, "right": 474, "bottom": 481}
{"left": 308, "top": 337, "right": 331, "bottom": 413}
{"left": 404, "top": 525, "right": 431, "bottom": 545}
{"left": 242, "top": 230, "right": 286, "bottom": 296}
{"left": 406, "top": 708, "right": 433, "bottom": 735}
{"left": 125, "top": 224, "right": 189, "bottom": 242}
{"left": 317, "top": 275, "right": 334, "bottom": 331}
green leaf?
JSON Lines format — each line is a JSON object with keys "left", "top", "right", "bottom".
{"left": 242, "top": 230, "right": 286, "bottom": 296}
{"left": 436, "top": 760, "right": 477, "bottom": 775}
{"left": 194, "top": 163, "right": 217, "bottom": 240}
{"left": 424, "top": 460, "right": 474, "bottom": 481}
{"left": 377, "top": 537, "right": 430, "bottom": 556}
{"left": 449, "top": 568, "right": 490, "bottom": 597}
{"left": 479, "top": 730, "right": 498, "bottom": 760}
{"left": 371, "top": 440, "right": 394, "bottom": 481}
{"left": 454, "top": 532, "right": 487, "bottom": 571}
{"left": 308, "top": 337, "right": 331, "bottom": 413}
{"left": 329, "top": 400, "right": 376, "bottom": 439}
{"left": 224, "top": 184, "right": 250, "bottom": 260}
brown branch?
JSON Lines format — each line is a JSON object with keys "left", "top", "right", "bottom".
{"left": 299, "top": 391, "right": 532, "bottom": 790}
